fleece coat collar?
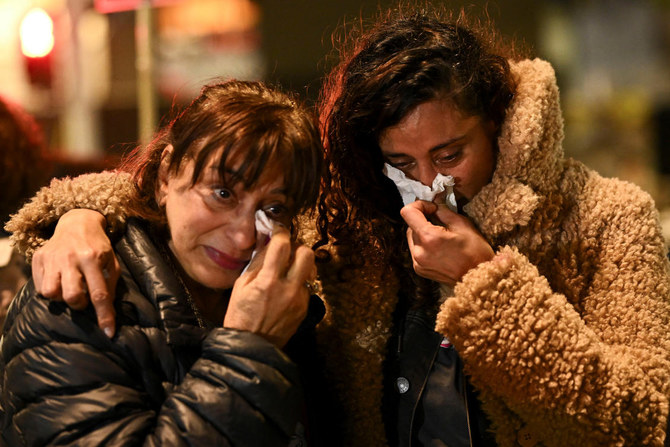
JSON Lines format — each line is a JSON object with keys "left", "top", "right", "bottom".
{"left": 465, "top": 59, "right": 565, "bottom": 238}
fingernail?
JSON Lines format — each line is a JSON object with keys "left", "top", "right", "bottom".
{"left": 104, "top": 326, "right": 114, "bottom": 338}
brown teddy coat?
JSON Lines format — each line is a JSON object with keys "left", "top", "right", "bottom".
{"left": 7, "top": 59, "right": 670, "bottom": 447}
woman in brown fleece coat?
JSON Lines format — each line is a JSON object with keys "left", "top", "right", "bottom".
{"left": 6, "top": 6, "right": 670, "bottom": 447}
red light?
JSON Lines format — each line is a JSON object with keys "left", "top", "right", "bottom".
{"left": 20, "top": 8, "right": 54, "bottom": 58}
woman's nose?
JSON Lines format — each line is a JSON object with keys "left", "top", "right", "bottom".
{"left": 416, "top": 162, "right": 439, "bottom": 187}
{"left": 229, "top": 212, "right": 257, "bottom": 251}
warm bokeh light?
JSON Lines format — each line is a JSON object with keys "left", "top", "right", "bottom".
{"left": 159, "top": 0, "right": 260, "bottom": 36}
{"left": 19, "top": 8, "right": 54, "bottom": 58}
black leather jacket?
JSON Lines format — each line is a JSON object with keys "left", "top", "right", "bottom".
{"left": 385, "top": 302, "right": 496, "bottom": 446}
{"left": 0, "top": 219, "right": 306, "bottom": 446}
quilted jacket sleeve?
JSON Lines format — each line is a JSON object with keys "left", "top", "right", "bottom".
{"left": 5, "top": 171, "right": 134, "bottom": 261}
{"left": 0, "top": 281, "right": 303, "bottom": 446}
{"left": 436, "top": 179, "right": 670, "bottom": 446}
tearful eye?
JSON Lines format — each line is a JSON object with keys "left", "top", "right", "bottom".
{"left": 213, "top": 187, "right": 232, "bottom": 200}
{"left": 264, "top": 204, "right": 288, "bottom": 218}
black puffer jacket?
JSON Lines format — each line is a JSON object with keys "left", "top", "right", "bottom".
{"left": 0, "top": 219, "right": 304, "bottom": 446}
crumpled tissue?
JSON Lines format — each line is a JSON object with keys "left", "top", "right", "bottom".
{"left": 254, "top": 209, "right": 274, "bottom": 237}
{"left": 383, "top": 163, "right": 457, "bottom": 212}
{"left": 241, "top": 209, "right": 275, "bottom": 273}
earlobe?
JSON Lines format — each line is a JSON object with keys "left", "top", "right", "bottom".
{"left": 157, "top": 145, "right": 174, "bottom": 206}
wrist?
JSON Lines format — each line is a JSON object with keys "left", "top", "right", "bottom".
{"left": 58, "top": 209, "right": 107, "bottom": 231}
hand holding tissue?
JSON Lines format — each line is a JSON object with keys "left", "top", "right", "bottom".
{"left": 241, "top": 210, "right": 276, "bottom": 274}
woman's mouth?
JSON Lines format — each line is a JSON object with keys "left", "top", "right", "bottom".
{"left": 204, "top": 246, "right": 248, "bottom": 270}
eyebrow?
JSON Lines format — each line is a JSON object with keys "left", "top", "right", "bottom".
{"left": 268, "top": 187, "right": 289, "bottom": 196}
{"left": 383, "top": 134, "right": 468, "bottom": 158}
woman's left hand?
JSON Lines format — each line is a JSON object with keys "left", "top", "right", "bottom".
{"left": 224, "top": 225, "right": 315, "bottom": 348}
{"left": 401, "top": 200, "right": 494, "bottom": 286}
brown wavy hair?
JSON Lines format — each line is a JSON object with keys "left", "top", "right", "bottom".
{"left": 122, "top": 79, "right": 322, "bottom": 232}
{"left": 316, "top": 3, "right": 524, "bottom": 303}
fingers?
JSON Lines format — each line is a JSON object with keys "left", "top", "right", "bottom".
{"left": 31, "top": 250, "right": 44, "bottom": 292}
{"left": 433, "top": 202, "right": 463, "bottom": 227}
{"left": 406, "top": 226, "right": 456, "bottom": 284}
{"left": 92, "top": 298, "right": 116, "bottom": 338}
{"left": 32, "top": 249, "right": 63, "bottom": 300}
{"left": 225, "top": 223, "right": 316, "bottom": 348}
{"left": 60, "top": 264, "right": 88, "bottom": 309}
{"left": 85, "top": 255, "right": 120, "bottom": 338}
{"left": 406, "top": 227, "right": 428, "bottom": 270}
{"left": 404, "top": 199, "right": 494, "bottom": 285}
{"left": 30, "top": 211, "right": 121, "bottom": 338}
{"left": 286, "top": 245, "right": 316, "bottom": 283}
{"left": 400, "top": 201, "right": 436, "bottom": 231}
{"left": 257, "top": 227, "right": 292, "bottom": 280}
{"left": 245, "top": 222, "right": 315, "bottom": 289}
{"left": 401, "top": 199, "right": 462, "bottom": 229}
{"left": 403, "top": 203, "right": 447, "bottom": 249}
{"left": 402, "top": 203, "right": 436, "bottom": 276}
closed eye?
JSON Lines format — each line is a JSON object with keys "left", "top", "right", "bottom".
{"left": 386, "top": 158, "right": 415, "bottom": 171}
{"left": 434, "top": 150, "right": 461, "bottom": 165}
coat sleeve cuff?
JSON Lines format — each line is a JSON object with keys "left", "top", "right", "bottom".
{"left": 435, "top": 245, "right": 532, "bottom": 337}
{"left": 4, "top": 171, "right": 135, "bottom": 261}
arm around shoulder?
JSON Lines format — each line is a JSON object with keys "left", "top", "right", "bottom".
{"left": 5, "top": 171, "right": 135, "bottom": 261}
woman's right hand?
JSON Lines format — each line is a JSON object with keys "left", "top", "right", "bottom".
{"left": 32, "top": 209, "right": 120, "bottom": 337}
{"left": 225, "top": 225, "right": 315, "bottom": 348}
{"left": 401, "top": 200, "right": 494, "bottom": 286}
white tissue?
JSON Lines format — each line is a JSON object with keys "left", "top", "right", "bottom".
{"left": 383, "top": 163, "right": 457, "bottom": 212}
{"left": 254, "top": 209, "right": 274, "bottom": 237}
{"left": 241, "top": 210, "right": 276, "bottom": 273}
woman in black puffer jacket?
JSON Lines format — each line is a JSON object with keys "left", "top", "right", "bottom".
{"left": 0, "top": 79, "right": 323, "bottom": 446}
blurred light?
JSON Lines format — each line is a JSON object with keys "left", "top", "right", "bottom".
{"left": 159, "top": 0, "right": 260, "bottom": 36}
{"left": 20, "top": 8, "right": 54, "bottom": 58}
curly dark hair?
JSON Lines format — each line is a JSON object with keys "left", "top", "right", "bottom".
{"left": 123, "top": 79, "right": 323, "bottom": 232}
{"left": 316, "top": 3, "right": 524, "bottom": 303}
